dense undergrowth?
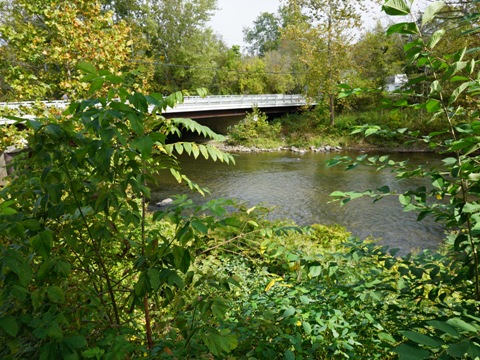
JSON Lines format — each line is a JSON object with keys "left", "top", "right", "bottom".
{"left": 3, "top": 1, "right": 480, "bottom": 358}
{"left": 2, "top": 62, "right": 478, "bottom": 360}
{"left": 226, "top": 106, "right": 441, "bottom": 151}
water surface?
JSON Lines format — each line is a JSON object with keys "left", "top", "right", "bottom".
{"left": 152, "top": 150, "right": 445, "bottom": 253}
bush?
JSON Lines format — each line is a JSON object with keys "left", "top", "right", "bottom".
{"left": 227, "top": 107, "right": 283, "bottom": 148}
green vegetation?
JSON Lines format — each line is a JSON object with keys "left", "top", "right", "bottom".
{"left": 2, "top": 0, "right": 480, "bottom": 359}
{"left": 225, "top": 107, "right": 439, "bottom": 150}
{"left": 227, "top": 107, "right": 284, "bottom": 149}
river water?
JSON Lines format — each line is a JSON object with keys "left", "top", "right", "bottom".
{"left": 151, "top": 150, "right": 445, "bottom": 253}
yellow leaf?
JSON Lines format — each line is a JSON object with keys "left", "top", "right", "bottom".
{"left": 265, "top": 279, "right": 276, "bottom": 292}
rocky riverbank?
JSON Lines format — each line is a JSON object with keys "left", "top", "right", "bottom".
{"left": 213, "top": 142, "right": 343, "bottom": 154}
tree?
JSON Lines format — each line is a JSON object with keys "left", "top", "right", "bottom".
{"left": 0, "top": 0, "right": 133, "bottom": 100}
{"left": 283, "top": 0, "right": 372, "bottom": 126}
{"left": 238, "top": 57, "right": 268, "bottom": 94}
{"left": 215, "top": 45, "right": 242, "bottom": 94}
{"left": 351, "top": 22, "right": 406, "bottom": 91}
{"left": 139, "top": 0, "right": 225, "bottom": 93}
{"left": 243, "top": 12, "right": 282, "bottom": 57}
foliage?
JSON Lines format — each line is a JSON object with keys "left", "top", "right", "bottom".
{"left": 243, "top": 11, "right": 282, "bottom": 57}
{"left": 282, "top": 0, "right": 372, "bottom": 126}
{"left": 330, "top": 0, "right": 480, "bottom": 358}
{"left": 0, "top": 125, "right": 29, "bottom": 150}
{"left": 351, "top": 22, "right": 406, "bottom": 92}
{"left": 0, "top": 63, "right": 243, "bottom": 359}
{"left": 227, "top": 107, "right": 283, "bottom": 149}
{"left": 138, "top": 0, "right": 224, "bottom": 93}
{"left": 0, "top": 0, "right": 133, "bottom": 101}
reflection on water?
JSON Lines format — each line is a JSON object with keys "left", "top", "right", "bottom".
{"left": 152, "top": 150, "right": 446, "bottom": 253}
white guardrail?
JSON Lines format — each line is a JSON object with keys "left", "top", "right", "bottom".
{"left": 0, "top": 94, "right": 309, "bottom": 125}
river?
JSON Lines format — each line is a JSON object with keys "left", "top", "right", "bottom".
{"left": 151, "top": 150, "right": 446, "bottom": 254}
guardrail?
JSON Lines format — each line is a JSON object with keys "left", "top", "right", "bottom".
{"left": 0, "top": 94, "right": 310, "bottom": 124}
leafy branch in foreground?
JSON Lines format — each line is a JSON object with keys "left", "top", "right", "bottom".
{"left": 0, "top": 62, "right": 244, "bottom": 358}
{"left": 331, "top": 0, "right": 480, "bottom": 358}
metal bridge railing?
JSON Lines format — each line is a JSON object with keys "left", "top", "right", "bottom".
{"left": 0, "top": 94, "right": 310, "bottom": 124}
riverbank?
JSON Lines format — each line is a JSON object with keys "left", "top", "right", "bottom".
{"left": 223, "top": 108, "right": 437, "bottom": 154}
{"left": 210, "top": 138, "right": 433, "bottom": 154}
{"left": 212, "top": 141, "right": 343, "bottom": 154}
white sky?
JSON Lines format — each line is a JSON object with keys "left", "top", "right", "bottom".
{"left": 208, "top": 1, "right": 430, "bottom": 49}
{"left": 209, "top": 0, "right": 281, "bottom": 49}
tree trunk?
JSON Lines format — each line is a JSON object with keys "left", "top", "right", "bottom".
{"left": 329, "top": 93, "right": 335, "bottom": 127}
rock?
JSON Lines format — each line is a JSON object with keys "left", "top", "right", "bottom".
{"left": 156, "top": 198, "right": 173, "bottom": 207}
{"left": 291, "top": 146, "right": 306, "bottom": 154}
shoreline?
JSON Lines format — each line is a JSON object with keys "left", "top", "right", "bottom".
{"left": 211, "top": 140, "right": 434, "bottom": 154}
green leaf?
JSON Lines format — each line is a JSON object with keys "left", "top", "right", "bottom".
{"left": 383, "top": 0, "right": 411, "bottom": 16}
{"left": 77, "top": 61, "right": 97, "bottom": 75}
{"left": 284, "top": 349, "right": 295, "bottom": 360}
{"left": 447, "top": 318, "right": 478, "bottom": 333}
{"left": 211, "top": 298, "right": 229, "bottom": 320}
{"left": 130, "top": 92, "right": 149, "bottom": 113}
{"left": 447, "top": 341, "right": 470, "bottom": 358}
{"left": 148, "top": 268, "right": 160, "bottom": 291}
{"left": 399, "top": 194, "right": 411, "bottom": 206}
{"left": 426, "top": 99, "right": 441, "bottom": 113}
{"left": 378, "top": 332, "right": 396, "bottom": 343}
{"left": 172, "top": 246, "right": 191, "bottom": 273}
{"left": 163, "top": 269, "right": 184, "bottom": 289}
{"left": 449, "top": 81, "right": 472, "bottom": 105}
{"left": 47, "top": 285, "right": 65, "bottom": 304}
{"left": 303, "top": 321, "right": 312, "bottom": 335}
{"left": 55, "top": 260, "right": 71, "bottom": 277}
{"left": 393, "top": 343, "right": 430, "bottom": 359}
{"left": 82, "top": 347, "right": 105, "bottom": 359}
{"left": 401, "top": 331, "right": 443, "bottom": 347}
{"left": 174, "top": 142, "right": 184, "bottom": 155}
{"left": 299, "top": 295, "right": 315, "bottom": 304}
{"left": 201, "top": 330, "right": 238, "bottom": 356}
{"left": 427, "top": 29, "right": 445, "bottom": 49}
{"left": 387, "top": 22, "right": 419, "bottom": 36}
{"left": 30, "top": 230, "right": 53, "bottom": 259}
{"left": 430, "top": 80, "right": 442, "bottom": 94}
{"left": 427, "top": 320, "right": 459, "bottom": 336}
{"left": 283, "top": 307, "right": 295, "bottom": 318}
{"left": 105, "top": 74, "right": 123, "bottom": 84}
{"left": 377, "top": 186, "right": 390, "bottom": 194}
{"left": 445, "top": 61, "right": 468, "bottom": 80}
{"left": 135, "top": 273, "right": 147, "bottom": 296}
{"left": 134, "top": 135, "right": 154, "bottom": 158}
{"left": 309, "top": 265, "right": 322, "bottom": 277}
{"left": 89, "top": 77, "right": 104, "bottom": 94}
{"left": 365, "top": 127, "right": 381, "bottom": 137}
{"left": 422, "top": 1, "right": 445, "bottom": 27}
{"left": 0, "top": 316, "right": 19, "bottom": 337}
{"left": 127, "top": 113, "right": 144, "bottom": 135}
{"left": 463, "top": 202, "right": 480, "bottom": 213}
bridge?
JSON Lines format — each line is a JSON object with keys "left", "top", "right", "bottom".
{"left": 0, "top": 94, "right": 309, "bottom": 125}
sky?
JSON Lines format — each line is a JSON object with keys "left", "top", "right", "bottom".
{"left": 208, "top": 0, "right": 280, "bottom": 49}
{"left": 208, "top": 1, "right": 430, "bottom": 50}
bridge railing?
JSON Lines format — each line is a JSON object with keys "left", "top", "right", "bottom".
{"left": 0, "top": 94, "right": 310, "bottom": 124}
{"left": 163, "top": 94, "right": 308, "bottom": 113}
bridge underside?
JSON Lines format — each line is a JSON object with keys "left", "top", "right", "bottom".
{"left": 162, "top": 105, "right": 305, "bottom": 120}
{"left": 163, "top": 105, "right": 306, "bottom": 135}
